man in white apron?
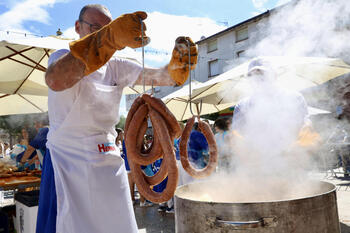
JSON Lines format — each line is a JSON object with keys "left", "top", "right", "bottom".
{"left": 36, "top": 4, "right": 197, "bottom": 233}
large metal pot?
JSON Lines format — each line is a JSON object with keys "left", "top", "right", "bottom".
{"left": 174, "top": 180, "right": 340, "bottom": 233}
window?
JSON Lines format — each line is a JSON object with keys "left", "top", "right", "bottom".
{"left": 236, "top": 50, "right": 245, "bottom": 58}
{"left": 207, "top": 40, "right": 217, "bottom": 53}
{"left": 208, "top": 59, "right": 219, "bottom": 77}
{"left": 236, "top": 27, "right": 248, "bottom": 42}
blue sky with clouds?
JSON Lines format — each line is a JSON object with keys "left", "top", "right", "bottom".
{"left": 0, "top": 0, "right": 290, "bottom": 116}
{"left": 0, "top": 0, "right": 290, "bottom": 42}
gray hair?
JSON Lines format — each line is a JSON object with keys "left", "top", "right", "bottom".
{"left": 78, "top": 4, "right": 112, "bottom": 21}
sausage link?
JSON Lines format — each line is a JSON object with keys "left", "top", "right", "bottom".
{"left": 125, "top": 104, "right": 162, "bottom": 165}
{"left": 132, "top": 107, "right": 178, "bottom": 203}
{"left": 198, "top": 120, "right": 218, "bottom": 176}
{"left": 142, "top": 94, "right": 181, "bottom": 138}
{"left": 179, "top": 116, "right": 195, "bottom": 174}
{"left": 124, "top": 96, "right": 145, "bottom": 136}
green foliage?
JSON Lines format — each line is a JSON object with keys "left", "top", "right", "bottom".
{"left": 115, "top": 115, "right": 126, "bottom": 130}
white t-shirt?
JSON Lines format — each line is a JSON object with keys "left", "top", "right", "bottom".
{"left": 47, "top": 49, "right": 142, "bottom": 143}
{"left": 231, "top": 88, "right": 309, "bottom": 154}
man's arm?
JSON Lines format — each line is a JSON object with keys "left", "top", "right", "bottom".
{"left": 45, "top": 53, "right": 86, "bottom": 91}
{"left": 27, "top": 154, "right": 39, "bottom": 166}
{"left": 134, "top": 65, "right": 176, "bottom": 86}
{"left": 134, "top": 36, "right": 197, "bottom": 87}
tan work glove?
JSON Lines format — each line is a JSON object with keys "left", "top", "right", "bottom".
{"left": 168, "top": 37, "right": 198, "bottom": 86}
{"left": 70, "top": 11, "right": 150, "bottom": 76}
{"left": 296, "top": 126, "right": 321, "bottom": 147}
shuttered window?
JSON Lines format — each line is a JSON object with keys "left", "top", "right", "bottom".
{"left": 236, "top": 27, "right": 248, "bottom": 42}
{"left": 209, "top": 59, "right": 219, "bottom": 77}
{"left": 207, "top": 40, "right": 217, "bottom": 53}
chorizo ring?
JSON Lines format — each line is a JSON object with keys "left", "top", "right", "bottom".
{"left": 128, "top": 110, "right": 168, "bottom": 185}
{"left": 180, "top": 116, "right": 218, "bottom": 178}
{"left": 131, "top": 107, "right": 178, "bottom": 203}
{"left": 125, "top": 104, "right": 163, "bottom": 165}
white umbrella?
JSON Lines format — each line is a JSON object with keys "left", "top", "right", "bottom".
{"left": 0, "top": 35, "right": 70, "bottom": 115}
{"left": 307, "top": 106, "right": 331, "bottom": 115}
{"left": 0, "top": 35, "right": 149, "bottom": 115}
{"left": 191, "top": 56, "right": 350, "bottom": 106}
{"left": 162, "top": 81, "right": 232, "bottom": 121}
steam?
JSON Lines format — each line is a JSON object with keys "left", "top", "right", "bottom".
{"left": 196, "top": 0, "right": 350, "bottom": 202}
{"left": 248, "top": 0, "right": 350, "bottom": 60}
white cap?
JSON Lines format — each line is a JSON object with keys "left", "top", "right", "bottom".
{"left": 247, "top": 58, "right": 272, "bottom": 74}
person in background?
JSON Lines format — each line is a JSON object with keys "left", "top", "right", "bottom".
{"left": 116, "top": 128, "right": 136, "bottom": 204}
{"left": 10, "top": 134, "right": 28, "bottom": 167}
{"left": 20, "top": 119, "right": 49, "bottom": 169}
{"left": 0, "top": 141, "right": 4, "bottom": 158}
{"left": 333, "top": 92, "right": 350, "bottom": 177}
{"left": 214, "top": 118, "right": 232, "bottom": 171}
{"left": 3, "top": 142, "right": 11, "bottom": 159}
{"left": 12, "top": 128, "right": 34, "bottom": 169}
{"left": 117, "top": 128, "right": 153, "bottom": 207}
{"left": 231, "top": 58, "right": 316, "bottom": 173}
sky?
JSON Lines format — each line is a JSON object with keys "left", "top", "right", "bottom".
{"left": 0, "top": 0, "right": 291, "bottom": 116}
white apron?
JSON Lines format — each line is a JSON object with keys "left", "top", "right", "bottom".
{"left": 47, "top": 80, "right": 138, "bottom": 233}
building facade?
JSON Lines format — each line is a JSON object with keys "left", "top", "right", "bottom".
{"left": 126, "top": 9, "right": 274, "bottom": 110}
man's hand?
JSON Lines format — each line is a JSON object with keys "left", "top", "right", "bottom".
{"left": 168, "top": 37, "right": 198, "bottom": 86}
{"left": 108, "top": 11, "right": 150, "bottom": 49}
{"left": 70, "top": 11, "right": 150, "bottom": 76}
{"left": 296, "top": 126, "right": 321, "bottom": 147}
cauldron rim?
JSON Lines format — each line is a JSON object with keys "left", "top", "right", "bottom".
{"left": 174, "top": 180, "right": 336, "bottom": 204}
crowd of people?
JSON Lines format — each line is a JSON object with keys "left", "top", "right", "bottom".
{"left": 0, "top": 119, "right": 49, "bottom": 171}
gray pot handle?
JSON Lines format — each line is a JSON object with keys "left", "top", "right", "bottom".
{"left": 207, "top": 216, "right": 277, "bottom": 230}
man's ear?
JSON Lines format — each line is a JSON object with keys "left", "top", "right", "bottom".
{"left": 75, "top": 20, "right": 81, "bottom": 35}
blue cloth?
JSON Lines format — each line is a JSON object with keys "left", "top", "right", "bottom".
{"left": 153, "top": 176, "right": 168, "bottom": 193}
{"left": 187, "top": 130, "right": 209, "bottom": 168}
{"left": 174, "top": 138, "right": 180, "bottom": 160}
{"left": 151, "top": 158, "right": 169, "bottom": 193}
{"left": 36, "top": 149, "right": 57, "bottom": 233}
{"left": 30, "top": 127, "right": 49, "bottom": 157}
{"left": 121, "top": 140, "right": 130, "bottom": 171}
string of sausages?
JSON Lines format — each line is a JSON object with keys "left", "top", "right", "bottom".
{"left": 125, "top": 94, "right": 181, "bottom": 203}
{"left": 125, "top": 94, "right": 218, "bottom": 203}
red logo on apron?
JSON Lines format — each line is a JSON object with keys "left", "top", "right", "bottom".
{"left": 98, "top": 143, "right": 116, "bottom": 154}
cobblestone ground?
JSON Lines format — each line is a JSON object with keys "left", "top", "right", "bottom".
{"left": 134, "top": 200, "right": 175, "bottom": 233}
{"left": 320, "top": 168, "right": 350, "bottom": 233}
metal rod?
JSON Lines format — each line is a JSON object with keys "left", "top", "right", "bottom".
{"left": 151, "top": 79, "right": 154, "bottom": 96}
{"left": 187, "top": 39, "right": 202, "bottom": 116}
{"left": 141, "top": 19, "right": 145, "bottom": 94}
{"left": 187, "top": 39, "right": 195, "bottom": 116}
